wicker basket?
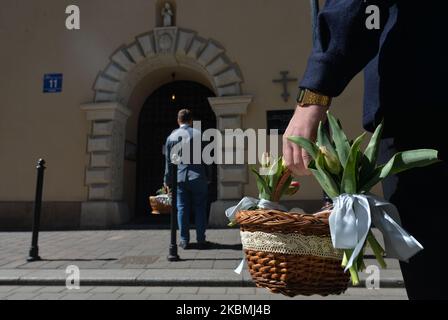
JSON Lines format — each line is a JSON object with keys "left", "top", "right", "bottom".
{"left": 149, "top": 196, "right": 172, "bottom": 215}
{"left": 235, "top": 208, "right": 350, "bottom": 297}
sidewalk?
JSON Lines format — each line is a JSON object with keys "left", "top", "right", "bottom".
{"left": 0, "top": 229, "right": 404, "bottom": 289}
{"left": 0, "top": 286, "right": 407, "bottom": 300}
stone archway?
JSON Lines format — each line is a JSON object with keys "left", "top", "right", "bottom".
{"left": 80, "top": 27, "right": 253, "bottom": 228}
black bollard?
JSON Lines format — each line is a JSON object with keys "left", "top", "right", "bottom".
{"left": 167, "top": 162, "right": 180, "bottom": 261}
{"left": 27, "top": 159, "right": 46, "bottom": 262}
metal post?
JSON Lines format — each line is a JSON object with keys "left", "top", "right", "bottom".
{"left": 167, "top": 162, "right": 180, "bottom": 261}
{"left": 27, "top": 159, "right": 46, "bottom": 262}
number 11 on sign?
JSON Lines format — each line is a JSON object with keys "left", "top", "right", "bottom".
{"left": 43, "top": 74, "right": 63, "bottom": 93}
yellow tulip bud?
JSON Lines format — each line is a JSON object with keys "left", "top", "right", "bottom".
{"left": 319, "top": 146, "right": 341, "bottom": 175}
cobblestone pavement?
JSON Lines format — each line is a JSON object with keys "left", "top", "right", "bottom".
{"left": 0, "top": 286, "right": 407, "bottom": 300}
{"left": 0, "top": 229, "right": 243, "bottom": 270}
{"left": 0, "top": 229, "right": 405, "bottom": 300}
{"left": 0, "top": 229, "right": 399, "bottom": 270}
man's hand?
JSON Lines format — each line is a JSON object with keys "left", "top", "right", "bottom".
{"left": 283, "top": 104, "right": 329, "bottom": 176}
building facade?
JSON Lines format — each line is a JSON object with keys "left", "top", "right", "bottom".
{"left": 0, "top": 0, "right": 374, "bottom": 229}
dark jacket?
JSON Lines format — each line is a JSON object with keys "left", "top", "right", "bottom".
{"left": 300, "top": 0, "right": 448, "bottom": 149}
{"left": 164, "top": 124, "right": 209, "bottom": 186}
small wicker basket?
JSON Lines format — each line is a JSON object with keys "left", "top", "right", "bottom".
{"left": 149, "top": 196, "right": 172, "bottom": 215}
{"left": 236, "top": 208, "right": 350, "bottom": 297}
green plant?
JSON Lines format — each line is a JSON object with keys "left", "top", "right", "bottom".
{"left": 156, "top": 186, "right": 169, "bottom": 196}
{"left": 250, "top": 153, "right": 300, "bottom": 203}
{"left": 226, "top": 154, "right": 300, "bottom": 228}
{"left": 288, "top": 112, "right": 439, "bottom": 285}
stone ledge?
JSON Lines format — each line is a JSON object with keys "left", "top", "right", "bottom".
{"left": 0, "top": 269, "right": 404, "bottom": 288}
{"left": 80, "top": 102, "right": 132, "bottom": 122}
{"left": 208, "top": 96, "right": 253, "bottom": 116}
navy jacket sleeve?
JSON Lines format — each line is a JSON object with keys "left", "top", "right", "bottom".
{"left": 300, "top": 0, "right": 394, "bottom": 97}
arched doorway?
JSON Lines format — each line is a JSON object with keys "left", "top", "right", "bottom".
{"left": 80, "top": 26, "right": 252, "bottom": 228}
{"left": 135, "top": 81, "right": 217, "bottom": 223}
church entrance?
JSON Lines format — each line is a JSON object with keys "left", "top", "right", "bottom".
{"left": 135, "top": 81, "right": 217, "bottom": 224}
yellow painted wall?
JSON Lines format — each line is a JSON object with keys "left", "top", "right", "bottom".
{"left": 0, "top": 0, "right": 379, "bottom": 207}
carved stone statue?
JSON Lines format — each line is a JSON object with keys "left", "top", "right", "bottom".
{"left": 161, "top": 3, "right": 174, "bottom": 27}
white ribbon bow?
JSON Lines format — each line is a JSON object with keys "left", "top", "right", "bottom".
{"left": 330, "top": 194, "right": 424, "bottom": 271}
{"left": 225, "top": 197, "right": 287, "bottom": 223}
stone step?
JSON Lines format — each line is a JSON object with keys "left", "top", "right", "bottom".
{"left": 0, "top": 268, "right": 403, "bottom": 288}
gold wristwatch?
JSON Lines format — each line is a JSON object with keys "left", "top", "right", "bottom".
{"left": 297, "top": 88, "right": 332, "bottom": 108}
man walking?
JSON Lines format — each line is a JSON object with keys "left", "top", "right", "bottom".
{"left": 164, "top": 109, "right": 210, "bottom": 250}
{"left": 283, "top": 1, "right": 447, "bottom": 299}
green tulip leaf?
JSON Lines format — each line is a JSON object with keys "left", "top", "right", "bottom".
{"left": 359, "top": 122, "right": 383, "bottom": 186}
{"left": 359, "top": 166, "right": 383, "bottom": 193}
{"left": 381, "top": 149, "right": 440, "bottom": 178}
{"left": 308, "top": 160, "right": 331, "bottom": 196}
{"left": 341, "top": 133, "right": 366, "bottom": 194}
{"left": 287, "top": 136, "right": 319, "bottom": 160}
{"left": 327, "top": 112, "right": 351, "bottom": 167}
{"left": 360, "top": 149, "right": 440, "bottom": 192}
{"left": 364, "top": 121, "right": 384, "bottom": 166}
{"left": 250, "top": 165, "right": 271, "bottom": 199}
{"left": 359, "top": 154, "right": 375, "bottom": 189}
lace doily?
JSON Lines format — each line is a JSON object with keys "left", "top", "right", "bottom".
{"left": 240, "top": 231, "right": 343, "bottom": 260}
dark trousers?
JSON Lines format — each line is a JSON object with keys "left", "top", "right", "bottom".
{"left": 380, "top": 138, "right": 447, "bottom": 300}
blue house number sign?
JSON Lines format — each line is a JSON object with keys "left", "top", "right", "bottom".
{"left": 43, "top": 73, "right": 63, "bottom": 93}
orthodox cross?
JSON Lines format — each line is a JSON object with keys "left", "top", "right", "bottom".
{"left": 272, "top": 71, "right": 298, "bottom": 102}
